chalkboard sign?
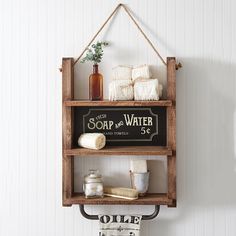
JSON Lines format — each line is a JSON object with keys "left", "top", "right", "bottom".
{"left": 73, "top": 106, "right": 166, "bottom": 146}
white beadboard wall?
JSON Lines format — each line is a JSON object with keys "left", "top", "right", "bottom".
{"left": 1, "top": 0, "right": 236, "bottom": 235}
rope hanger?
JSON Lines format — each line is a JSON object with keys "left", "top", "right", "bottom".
{"left": 60, "top": 3, "right": 182, "bottom": 71}
{"left": 73, "top": 3, "right": 167, "bottom": 66}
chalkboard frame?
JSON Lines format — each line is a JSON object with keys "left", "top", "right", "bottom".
{"left": 73, "top": 106, "right": 167, "bottom": 146}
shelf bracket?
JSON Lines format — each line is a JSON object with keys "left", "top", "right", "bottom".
{"left": 79, "top": 204, "right": 160, "bottom": 221}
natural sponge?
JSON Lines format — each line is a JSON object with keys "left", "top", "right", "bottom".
{"left": 78, "top": 133, "right": 106, "bottom": 150}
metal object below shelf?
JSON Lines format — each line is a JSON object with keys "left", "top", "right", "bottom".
{"left": 79, "top": 204, "right": 160, "bottom": 221}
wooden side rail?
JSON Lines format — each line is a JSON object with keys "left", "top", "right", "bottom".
{"left": 167, "top": 57, "right": 177, "bottom": 207}
{"left": 62, "top": 58, "right": 74, "bottom": 206}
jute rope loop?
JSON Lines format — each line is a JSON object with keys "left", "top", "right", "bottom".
{"left": 73, "top": 3, "right": 167, "bottom": 66}
{"left": 73, "top": 3, "right": 122, "bottom": 65}
{"left": 59, "top": 3, "right": 182, "bottom": 71}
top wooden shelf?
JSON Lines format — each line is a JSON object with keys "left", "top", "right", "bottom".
{"left": 64, "top": 100, "right": 172, "bottom": 107}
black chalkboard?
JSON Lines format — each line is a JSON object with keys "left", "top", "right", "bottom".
{"left": 73, "top": 106, "right": 166, "bottom": 146}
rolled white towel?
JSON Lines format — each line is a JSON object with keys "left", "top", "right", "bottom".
{"left": 109, "top": 80, "right": 134, "bottom": 101}
{"left": 112, "top": 65, "right": 133, "bottom": 80}
{"left": 134, "top": 79, "right": 161, "bottom": 101}
{"left": 132, "top": 65, "right": 151, "bottom": 82}
{"left": 78, "top": 133, "right": 106, "bottom": 150}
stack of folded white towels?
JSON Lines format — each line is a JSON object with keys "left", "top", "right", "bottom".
{"left": 109, "top": 65, "right": 163, "bottom": 101}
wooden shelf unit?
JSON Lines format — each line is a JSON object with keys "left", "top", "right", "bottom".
{"left": 62, "top": 57, "right": 177, "bottom": 207}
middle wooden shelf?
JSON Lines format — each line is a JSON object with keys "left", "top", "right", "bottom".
{"left": 64, "top": 146, "right": 172, "bottom": 156}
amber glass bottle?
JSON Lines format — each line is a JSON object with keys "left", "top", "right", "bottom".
{"left": 89, "top": 64, "right": 103, "bottom": 100}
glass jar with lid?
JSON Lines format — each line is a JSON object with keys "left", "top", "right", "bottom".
{"left": 83, "top": 169, "right": 103, "bottom": 198}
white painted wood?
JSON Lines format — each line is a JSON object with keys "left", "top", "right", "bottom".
{"left": 1, "top": 0, "right": 236, "bottom": 235}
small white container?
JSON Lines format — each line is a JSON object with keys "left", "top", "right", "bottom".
{"left": 130, "top": 171, "right": 150, "bottom": 196}
{"left": 83, "top": 170, "right": 103, "bottom": 198}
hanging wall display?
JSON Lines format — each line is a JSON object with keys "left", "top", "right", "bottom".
{"left": 61, "top": 3, "right": 180, "bottom": 215}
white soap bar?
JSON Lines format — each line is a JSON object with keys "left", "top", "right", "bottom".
{"left": 112, "top": 65, "right": 133, "bottom": 80}
{"left": 132, "top": 65, "right": 151, "bottom": 82}
{"left": 130, "top": 160, "right": 147, "bottom": 173}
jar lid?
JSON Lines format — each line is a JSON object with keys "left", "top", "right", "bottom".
{"left": 84, "top": 169, "right": 102, "bottom": 183}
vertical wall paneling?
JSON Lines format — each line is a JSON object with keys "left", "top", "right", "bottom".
{"left": 1, "top": 0, "right": 236, "bottom": 235}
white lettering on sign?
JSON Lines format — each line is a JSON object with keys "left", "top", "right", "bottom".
{"left": 141, "top": 127, "right": 151, "bottom": 135}
{"left": 82, "top": 108, "right": 160, "bottom": 142}
{"left": 87, "top": 118, "right": 114, "bottom": 130}
{"left": 87, "top": 114, "right": 153, "bottom": 130}
{"left": 115, "top": 121, "right": 124, "bottom": 129}
{"left": 123, "top": 114, "right": 153, "bottom": 126}
{"left": 95, "top": 114, "right": 106, "bottom": 120}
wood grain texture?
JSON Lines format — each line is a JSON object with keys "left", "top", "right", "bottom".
{"left": 64, "top": 146, "right": 172, "bottom": 156}
{"left": 167, "top": 57, "right": 177, "bottom": 206}
{"left": 64, "top": 100, "right": 173, "bottom": 107}
{"left": 65, "top": 193, "right": 173, "bottom": 205}
{"left": 62, "top": 58, "right": 74, "bottom": 206}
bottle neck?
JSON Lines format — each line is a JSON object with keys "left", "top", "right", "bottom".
{"left": 93, "top": 64, "right": 99, "bottom": 73}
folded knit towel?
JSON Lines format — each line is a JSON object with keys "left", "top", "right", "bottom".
{"left": 109, "top": 80, "right": 134, "bottom": 101}
{"left": 112, "top": 65, "right": 133, "bottom": 80}
{"left": 132, "top": 64, "right": 152, "bottom": 82}
{"left": 78, "top": 133, "right": 106, "bottom": 150}
{"left": 134, "top": 79, "right": 162, "bottom": 101}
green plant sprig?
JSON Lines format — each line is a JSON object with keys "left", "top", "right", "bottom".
{"left": 81, "top": 41, "right": 108, "bottom": 65}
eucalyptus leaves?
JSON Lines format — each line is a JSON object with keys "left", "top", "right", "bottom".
{"left": 81, "top": 41, "right": 108, "bottom": 65}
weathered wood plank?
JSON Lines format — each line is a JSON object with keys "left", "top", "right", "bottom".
{"left": 64, "top": 100, "right": 173, "bottom": 107}
{"left": 167, "top": 57, "right": 177, "bottom": 207}
{"left": 64, "top": 146, "right": 172, "bottom": 156}
{"left": 64, "top": 193, "right": 173, "bottom": 205}
{"left": 62, "top": 58, "right": 74, "bottom": 206}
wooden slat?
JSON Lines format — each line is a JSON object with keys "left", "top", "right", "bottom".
{"left": 64, "top": 100, "right": 172, "bottom": 107}
{"left": 167, "top": 155, "right": 176, "bottom": 203}
{"left": 62, "top": 58, "right": 74, "bottom": 206}
{"left": 64, "top": 146, "right": 172, "bottom": 156}
{"left": 167, "top": 57, "right": 177, "bottom": 207}
{"left": 64, "top": 193, "right": 173, "bottom": 205}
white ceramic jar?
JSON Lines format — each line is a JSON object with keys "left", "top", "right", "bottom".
{"left": 83, "top": 169, "right": 103, "bottom": 198}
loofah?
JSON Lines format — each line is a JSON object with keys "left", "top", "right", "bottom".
{"left": 78, "top": 133, "right": 106, "bottom": 150}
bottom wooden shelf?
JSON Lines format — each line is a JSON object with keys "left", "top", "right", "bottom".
{"left": 65, "top": 193, "right": 173, "bottom": 205}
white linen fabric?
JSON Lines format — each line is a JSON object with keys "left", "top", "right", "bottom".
{"left": 109, "top": 80, "right": 134, "bottom": 101}
{"left": 132, "top": 65, "right": 152, "bottom": 82}
{"left": 99, "top": 214, "right": 142, "bottom": 236}
{"left": 112, "top": 65, "right": 133, "bottom": 80}
{"left": 134, "top": 78, "right": 161, "bottom": 101}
